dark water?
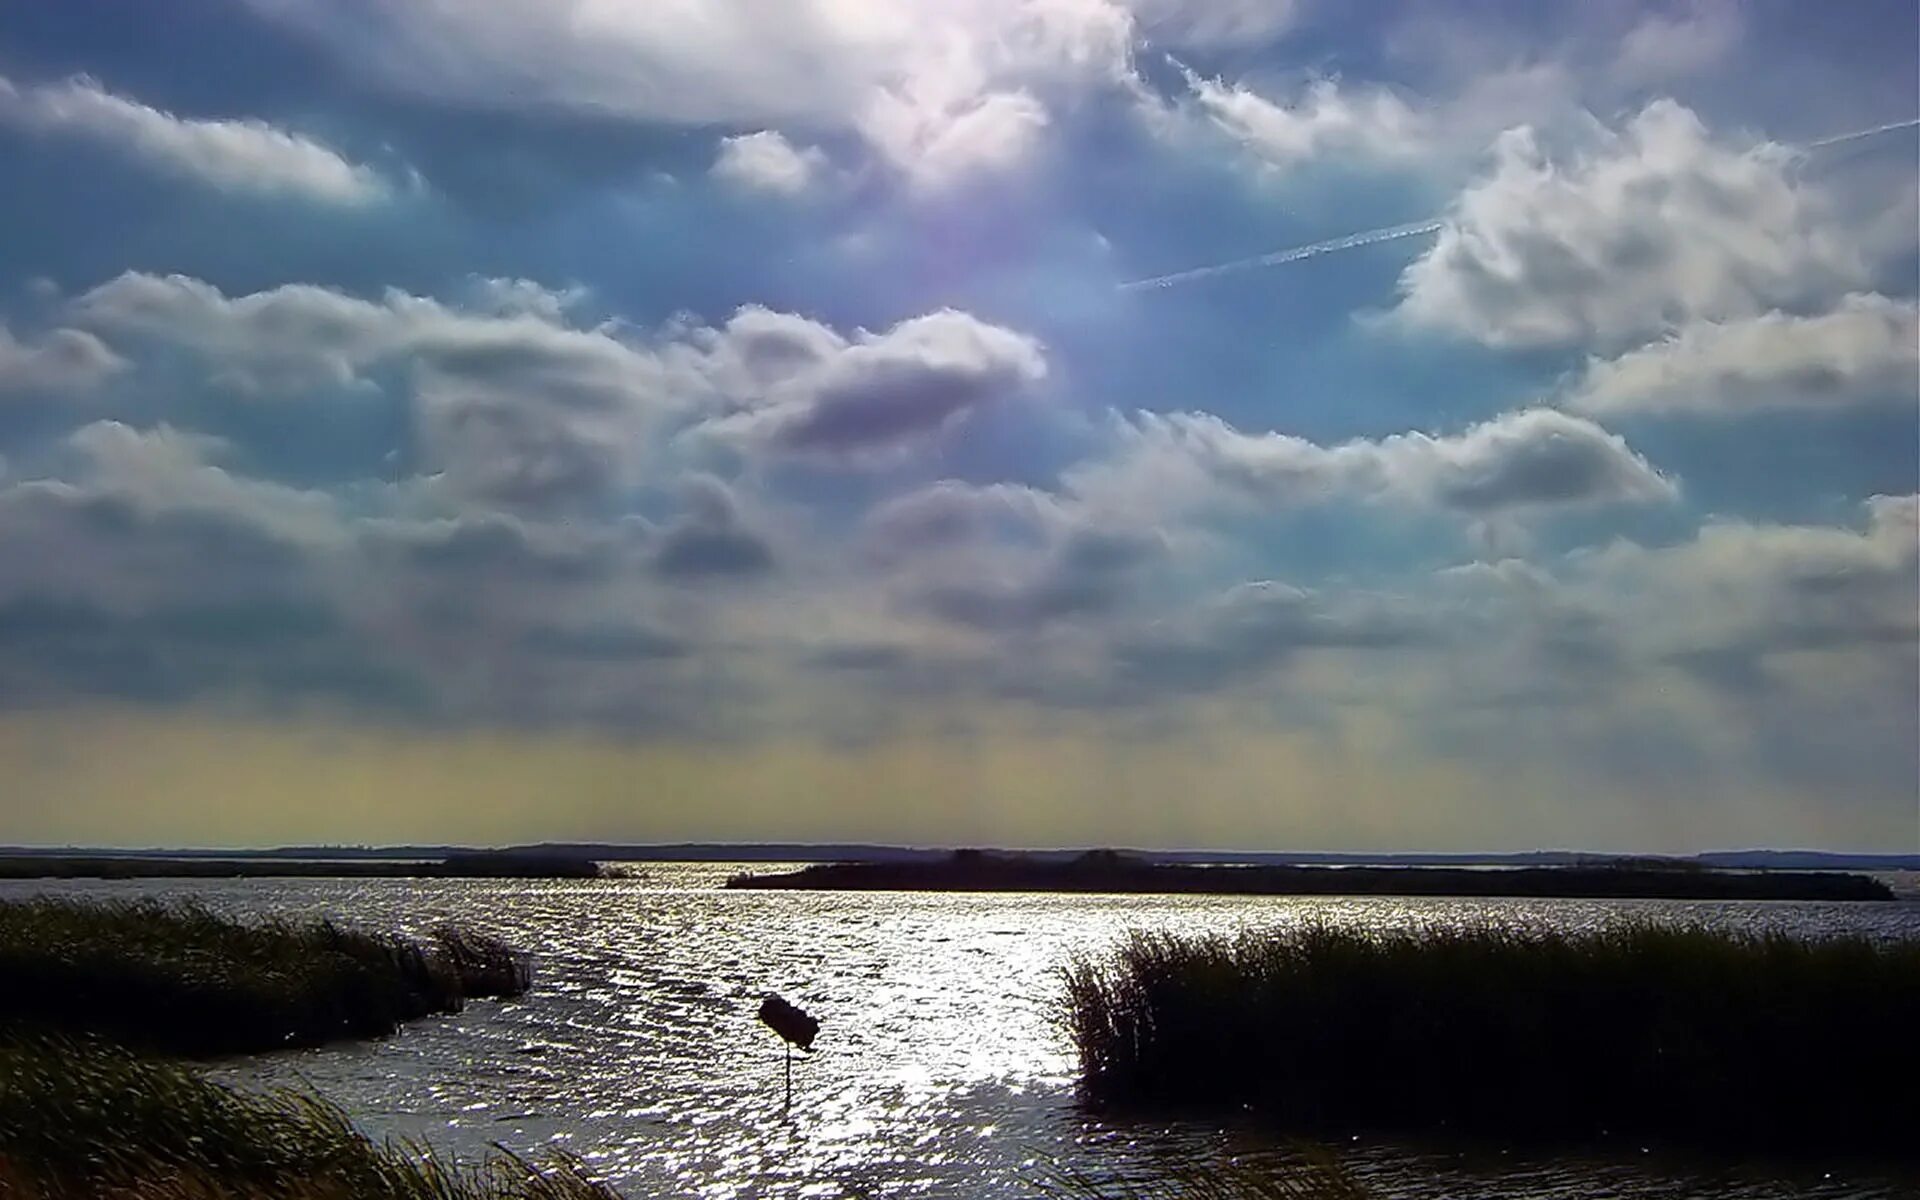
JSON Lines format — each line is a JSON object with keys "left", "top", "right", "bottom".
{"left": 9, "top": 866, "right": 1918, "bottom": 1199}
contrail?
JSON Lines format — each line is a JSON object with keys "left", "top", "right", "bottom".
{"left": 1805, "top": 116, "right": 1920, "bottom": 149}
{"left": 1118, "top": 218, "right": 1444, "bottom": 291}
{"left": 1121, "top": 116, "right": 1919, "bottom": 292}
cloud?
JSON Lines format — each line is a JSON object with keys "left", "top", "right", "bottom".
{"left": 71, "top": 272, "right": 689, "bottom": 509}
{"left": 859, "top": 88, "right": 1051, "bottom": 190}
{"left": 1115, "top": 580, "right": 1426, "bottom": 691}
{"left": 650, "top": 475, "right": 777, "bottom": 580}
{"left": 0, "top": 423, "right": 338, "bottom": 634}
{"left": 242, "top": 0, "right": 1137, "bottom": 190}
{"left": 1574, "top": 493, "right": 1920, "bottom": 668}
{"left": 862, "top": 481, "right": 1065, "bottom": 565}
{"left": 71, "top": 274, "right": 1049, "bottom": 486}
{"left": 698, "top": 307, "right": 1049, "bottom": 461}
{"left": 1125, "top": 0, "right": 1299, "bottom": 48}
{"left": 0, "top": 324, "right": 124, "bottom": 396}
{"left": 1610, "top": 3, "right": 1743, "bottom": 89}
{"left": 711, "top": 131, "right": 828, "bottom": 196}
{"left": 1179, "top": 69, "right": 1427, "bottom": 174}
{"left": 1395, "top": 100, "right": 1870, "bottom": 349}
{"left": 1068, "top": 406, "right": 1676, "bottom": 521}
{"left": 1567, "top": 294, "right": 1920, "bottom": 417}
{"left": 0, "top": 72, "right": 390, "bottom": 204}
{"left": 914, "top": 524, "right": 1163, "bottom": 630}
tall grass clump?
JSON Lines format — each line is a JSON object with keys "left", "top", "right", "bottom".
{"left": 0, "top": 898, "right": 530, "bottom": 1056}
{"left": 0, "top": 1035, "right": 617, "bottom": 1200}
{"left": 1061, "top": 924, "right": 1920, "bottom": 1155}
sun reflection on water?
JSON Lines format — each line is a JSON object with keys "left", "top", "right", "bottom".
{"left": 6, "top": 866, "right": 1916, "bottom": 1199}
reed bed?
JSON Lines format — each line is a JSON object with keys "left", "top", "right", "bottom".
{"left": 0, "top": 1035, "right": 617, "bottom": 1200}
{"left": 1060, "top": 923, "right": 1920, "bottom": 1155}
{"left": 0, "top": 897, "right": 530, "bottom": 1055}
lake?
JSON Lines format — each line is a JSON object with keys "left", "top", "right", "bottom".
{"left": 9, "top": 865, "right": 1918, "bottom": 1199}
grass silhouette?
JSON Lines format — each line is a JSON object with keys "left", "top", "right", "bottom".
{"left": 0, "top": 1035, "right": 618, "bottom": 1200}
{"left": 1061, "top": 923, "right": 1920, "bottom": 1155}
{"left": 0, "top": 897, "right": 529, "bottom": 1055}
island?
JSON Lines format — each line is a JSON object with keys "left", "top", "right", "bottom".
{"left": 725, "top": 848, "right": 1896, "bottom": 901}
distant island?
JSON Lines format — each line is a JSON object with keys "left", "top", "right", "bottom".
{"left": 725, "top": 849, "right": 1897, "bottom": 901}
{"left": 0, "top": 850, "right": 605, "bottom": 881}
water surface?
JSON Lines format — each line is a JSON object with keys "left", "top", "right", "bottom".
{"left": 10, "top": 866, "right": 1917, "bottom": 1199}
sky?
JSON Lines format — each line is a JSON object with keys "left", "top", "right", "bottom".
{"left": 0, "top": 0, "right": 1915, "bottom": 852}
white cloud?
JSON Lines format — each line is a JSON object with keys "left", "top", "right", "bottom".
{"left": 1395, "top": 100, "right": 1870, "bottom": 349}
{"left": 243, "top": 0, "right": 1137, "bottom": 190}
{"left": 697, "top": 307, "right": 1050, "bottom": 460}
{"left": 1181, "top": 70, "right": 1427, "bottom": 174}
{"left": 1568, "top": 294, "right": 1920, "bottom": 417}
{"left": 1068, "top": 406, "right": 1676, "bottom": 521}
{"left": 1611, "top": 3, "right": 1742, "bottom": 88}
{"left": 711, "top": 131, "right": 829, "bottom": 196}
{"left": 0, "top": 73, "right": 389, "bottom": 204}
{"left": 1574, "top": 494, "right": 1919, "bottom": 662}
{"left": 0, "top": 324, "right": 124, "bottom": 395}
{"left": 859, "top": 88, "right": 1052, "bottom": 190}
{"left": 69, "top": 273, "right": 1050, "bottom": 499}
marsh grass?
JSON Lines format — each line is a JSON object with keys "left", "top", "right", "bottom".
{"left": 0, "top": 897, "right": 530, "bottom": 1055}
{"left": 1060, "top": 924, "right": 1920, "bottom": 1155}
{"left": 0, "top": 1035, "right": 616, "bottom": 1200}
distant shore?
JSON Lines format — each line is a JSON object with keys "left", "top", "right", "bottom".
{"left": 0, "top": 850, "right": 606, "bottom": 880}
{"left": 726, "top": 850, "right": 1897, "bottom": 901}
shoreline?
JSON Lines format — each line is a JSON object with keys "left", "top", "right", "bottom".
{"left": 726, "top": 851, "right": 1897, "bottom": 901}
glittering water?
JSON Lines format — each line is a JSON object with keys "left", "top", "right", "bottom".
{"left": 10, "top": 866, "right": 1919, "bottom": 1199}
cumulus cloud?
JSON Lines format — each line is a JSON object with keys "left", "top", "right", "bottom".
{"left": 859, "top": 88, "right": 1051, "bottom": 190}
{"left": 243, "top": 0, "right": 1136, "bottom": 190}
{"left": 0, "top": 72, "right": 390, "bottom": 204}
{"left": 697, "top": 307, "right": 1049, "bottom": 461}
{"left": 1068, "top": 406, "right": 1676, "bottom": 521}
{"left": 1567, "top": 294, "right": 1920, "bottom": 417}
{"left": 1395, "top": 100, "right": 1869, "bottom": 349}
{"left": 71, "top": 273, "right": 1048, "bottom": 500}
{"left": 862, "top": 481, "right": 1066, "bottom": 565}
{"left": 1180, "top": 70, "right": 1427, "bottom": 174}
{"left": 0, "top": 423, "right": 339, "bottom": 633}
{"left": 711, "top": 131, "right": 828, "bottom": 196}
{"left": 650, "top": 475, "right": 777, "bottom": 580}
{"left": 71, "top": 272, "right": 688, "bottom": 509}
{"left": 1574, "top": 493, "right": 1919, "bottom": 668}
{"left": 0, "top": 324, "right": 124, "bottom": 395}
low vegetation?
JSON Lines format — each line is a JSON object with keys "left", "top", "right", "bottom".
{"left": 0, "top": 1035, "right": 618, "bottom": 1200}
{"left": 0, "top": 897, "right": 529, "bottom": 1056}
{"left": 1061, "top": 923, "right": 1920, "bottom": 1156}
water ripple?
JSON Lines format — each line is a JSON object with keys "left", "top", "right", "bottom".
{"left": 8, "top": 868, "right": 1917, "bottom": 1198}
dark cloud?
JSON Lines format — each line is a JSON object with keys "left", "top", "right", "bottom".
{"left": 915, "top": 526, "right": 1162, "bottom": 630}
{"left": 701, "top": 308, "right": 1047, "bottom": 462}
{"left": 649, "top": 475, "right": 776, "bottom": 580}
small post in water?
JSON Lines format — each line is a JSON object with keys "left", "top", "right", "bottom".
{"left": 756, "top": 992, "right": 819, "bottom": 1111}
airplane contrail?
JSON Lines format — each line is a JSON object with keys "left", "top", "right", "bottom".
{"left": 1804, "top": 116, "right": 1920, "bottom": 149}
{"left": 1119, "top": 218, "right": 1444, "bottom": 291}
{"left": 1120, "top": 116, "right": 1919, "bottom": 292}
